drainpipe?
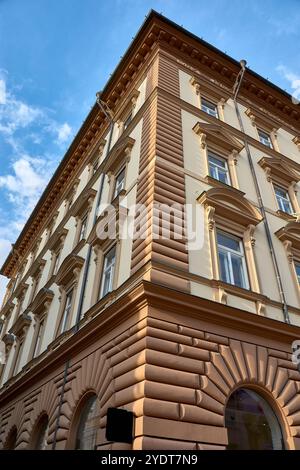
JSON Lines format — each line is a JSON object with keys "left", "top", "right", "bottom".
{"left": 52, "top": 95, "right": 115, "bottom": 449}
{"left": 232, "top": 60, "right": 290, "bottom": 324}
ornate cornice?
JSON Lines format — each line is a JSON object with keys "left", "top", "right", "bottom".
{"left": 70, "top": 188, "right": 97, "bottom": 219}
{"left": 102, "top": 136, "right": 135, "bottom": 175}
{"left": 48, "top": 228, "right": 68, "bottom": 253}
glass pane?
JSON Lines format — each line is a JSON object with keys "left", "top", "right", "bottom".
{"left": 231, "top": 253, "right": 247, "bottom": 288}
{"left": 218, "top": 250, "right": 231, "bottom": 284}
{"left": 225, "top": 388, "right": 283, "bottom": 450}
{"left": 208, "top": 154, "right": 226, "bottom": 168}
{"left": 217, "top": 232, "right": 240, "bottom": 252}
{"left": 76, "top": 396, "right": 98, "bottom": 450}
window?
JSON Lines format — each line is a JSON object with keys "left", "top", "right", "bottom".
{"left": 99, "top": 246, "right": 116, "bottom": 299}
{"left": 295, "top": 262, "right": 300, "bottom": 284}
{"left": 258, "top": 129, "right": 273, "bottom": 148}
{"left": 75, "top": 395, "right": 98, "bottom": 450}
{"left": 208, "top": 152, "right": 230, "bottom": 185}
{"left": 31, "top": 415, "right": 49, "bottom": 450}
{"left": 225, "top": 388, "right": 283, "bottom": 450}
{"left": 79, "top": 214, "right": 88, "bottom": 241}
{"left": 113, "top": 168, "right": 125, "bottom": 199}
{"left": 32, "top": 319, "right": 44, "bottom": 358}
{"left": 201, "top": 98, "right": 218, "bottom": 118}
{"left": 123, "top": 112, "right": 132, "bottom": 130}
{"left": 13, "top": 339, "right": 24, "bottom": 376}
{"left": 217, "top": 231, "right": 249, "bottom": 289}
{"left": 58, "top": 289, "right": 73, "bottom": 335}
{"left": 274, "top": 186, "right": 293, "bottom": 214}
{"left": 92, "top": 158, "right": 99, "bottom": 175}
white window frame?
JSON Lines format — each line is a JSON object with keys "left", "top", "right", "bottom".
{"left": 274, "top": 185, "right": 293, "bottom": 214}
{"left": 99, "top": 246, "right": 116, "bottom": 299}
{"left": 258, "top": 129, "right": 273, "bottom": 148}
{"left": 113, "top": 168, "right": 125, "bottom": 199}
{"left": 201, "top": 97, "right": 219, "bottom": 118}
{"left": 32, "top": 318, "right": 44, "bottom": 359}
{"left": 217, "top": 230, "right": 249, "bottom": 289}
{"left": 79, "top": 214, "right": 88, "bottom": 241}
{"left": 59, "top": 289, "right": 73, "bottom": 335}
{"left": 208, "top": 152, "right": 231, "bottom": 185}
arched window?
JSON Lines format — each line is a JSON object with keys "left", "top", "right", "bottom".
{"left": 75, "top": 394, "right": 98, "bottom": 450}
{"left": 31, "top": 415, "right": 49, "bottom": 450}
{"left": 225, "top": 388, "right": 284, "bottom": 450}
{"left": 4, "top": 426, "right": 17, "bottom": 449}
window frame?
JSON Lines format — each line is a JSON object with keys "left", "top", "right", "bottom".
{"left": 257, "top": 128, "right": 273, "bottom": 148}
{"left": 57, "top": 288, "right": 74, "bottom": 336}
{"left": 208, "top": 151, "right": 231, "bottom": 185}
{"left": 201, "top": 97, "right": 219, "bottom": 119}
{"left": 274, "top": 185, "right": 294, "bottom": 215}
{"left": 99, "top": 245, "right": 116, "bottom": 300}
{"left": 216, "top": 230, "right": 250, "bottom": 290}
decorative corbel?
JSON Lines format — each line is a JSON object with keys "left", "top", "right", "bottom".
{"left": 189, "top": 76, "right": 201, "bottom": 95}
{"left": 228, "top": 149, "right": 239, "bottom": 166}
{"left": 58, "top": 286, "right": 64, "bottom": 302}
{"left": 199, "top": 132, "right": 207, "bottom": 149}
{"left": 124, "top": 145, "right": 132, "bottom": 162}
{"left": 245, "top": 224, "right": 256, "bottom": 247}
{"left": 207, "top": 206, "right": 215, "bottom": 231}
{"left": 264, "top": 166, "right": 272, "bottom": 182}
{"left": 292, "top": 136, "right": 300, "bottom": 151}
{"left": 214, "top": 287, "right": 228, "bottom": 304}
{"left": 256, "top": 301, "right": 266, "bottom": 316}
{"left": 218, "top": 97, "right": 226, "bottom": 110}
{"left": 283, "top": 239, "right": 293, "bottom": 263}
{"left": 107, "top": 171, "right": 113, "bottom": 184}
{"left": 73, "top": 267, "right": 81, "bottom": 281}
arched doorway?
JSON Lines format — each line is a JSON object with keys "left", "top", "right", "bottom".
{"left": 225, "top": 388, "right": 284, "bottom": 450}
{"left": 4, "top": 426, "right": 17, "bottom": 450}
{"left": 30, "top": 414, "right": 49, "bottom": 450}
{"left": 70, "top": 393, "right": 99, "bottom": 450}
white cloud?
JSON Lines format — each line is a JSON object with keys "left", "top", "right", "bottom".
{"left": 0, "top": 79, "right": 6, "bottom": 105}
{"left": 57, "top": 122, "right": 72, "bottom": 143}
{"left": 276, "top": 65, "right": 300, "bottom": 104}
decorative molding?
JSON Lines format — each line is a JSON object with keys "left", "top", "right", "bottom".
{"left": 258, "top": 156, "right": 300, "bottom": 186}
{"left": 292, "top": 136, "right": 300, "bottom": 151}
{"left": 245, "top": 107, "right": 280, "bottom": 132}
{"left": 276, "top": 221, "right": 300, "bottom": 263}
{"left": 198, "top": 187, "right": 262, "bottom": 229}
{"left": 9, "top": 313, "right": 31, "bottom": 339}
{"left": 190, "top": 75, "right": 230, "bottom": 104}
{"left": 102, "top": 136, "right": 135, "bottom": 175}
{"left": 28, "top": 288, "right": 54, "bottom": 318}
{"left": 55, "top": 254, "right": 85, "bottom": 287}
{"left": 193, "top": 122, "right": 244, "bottom": 154}
{"left": 2, "top": 333, "right": 14, "bottom": 354}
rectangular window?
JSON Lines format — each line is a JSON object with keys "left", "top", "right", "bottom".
{"left": 13, "top": 339, "right": 24, "bottom": 375}
{"left": 79, "top": 214, "right": 88, "bottom": 241}
{"left": 123, "top": 112, "right": 132, "bottom": 130}
{"left": 53, "top": 248, "right": 61, "bottom": 276}
{"left": 217, "top": 231, "right": 249, "bottom": 289}
{"left": 58, "top": 289, "right": 73, "bottom": 335}
{"left": 33, "top": 319, "right": 44, "bottom": 358}
{"left": 274, "top": 186, "right": 293, "bottom": 214}
{"left": 99, "top": 246, "right": 116, "bottom": 299}
{"left": 201, "top": 98, "right": 218, "bottom": 118}
{"left": 295, "top": 262, "right": 300, "bottom": 284}
{"left": 208, "top": 152, "right": 230, "bottom": 185}
{"left": 258, "top": 129, "right": 273, "bottom": 148}
{"left": 113, "top": 168, "right": 125, "bottom": 199}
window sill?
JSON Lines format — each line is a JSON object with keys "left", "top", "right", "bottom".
{"left": 211, "top": 279, "right": 268, "bottom": 303}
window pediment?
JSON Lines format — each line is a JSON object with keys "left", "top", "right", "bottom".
{"left": 70, "top": 188, "right": 97, "bottom": 219}
{"left": 13, "top": 281, "right": 28, "bottom": 301}
{"left": 258, "top": 156, "right": 300, "bottom": 186}
{"left": 190, "top": 76, "right": 230, "bottom": 105}
{"left": 276, "top": 221, "right": 300, "bottom": 260}
{"left": 1, "top": 300, "right": 14, "bottom": 318}
{"left": 10, "top": 312, "right": 31, "bottom": 338}
{"left": 198, "top": 187, "right": 262, "bottom": 228}
{"left": 193, "top": 122, "right": 244, "bottom": 154}
{"left": 2, "top": 333, "right": 14, "bottom": 353}
{"left": 29, "top": 288, "right": 54, "bottom": 317}
{"left": 48, "top": 228, "right": 68, "bottom": 252}
{"left": 102, "top": 136, "right": 135, "bottom": 175}
{"left": 31, "top": 259, "right": 46, "bottom": 279}
{"left": 55, "top": 254, "right": 84, "bottom": 287}
{"left": 245, "top": 107, "right": 279, "bottom": 132}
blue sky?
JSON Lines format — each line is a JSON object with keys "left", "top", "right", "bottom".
{"left": 0, "top": 0, "right": 300, "bottom": 302}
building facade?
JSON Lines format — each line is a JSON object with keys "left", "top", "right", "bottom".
{"left": 0, "top": 11, "right": 300, "bottom": 450}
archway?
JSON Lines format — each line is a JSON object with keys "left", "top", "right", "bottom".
{"left": 4, "top": 426, "right": 17, "bottom": 450}
{"left": 225, "top": 388, "right": 284, "bottom": 450}
{"left": 30, "top": 414, "right": 49, "bottom": 450}
{"left": 68, "top": 393, "right": 99, "bottom": 450}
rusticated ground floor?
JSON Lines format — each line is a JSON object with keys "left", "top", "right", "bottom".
{"left": 0, "top": 281, "right": 300, "bottom": 450}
